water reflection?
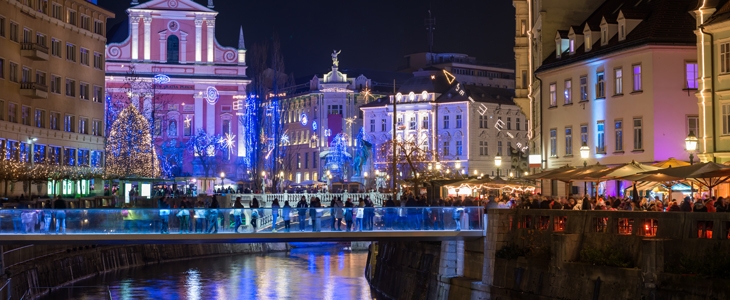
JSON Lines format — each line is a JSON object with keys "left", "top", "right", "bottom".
{"left": 44, "top": 247, "right": 373, "bottom": 300}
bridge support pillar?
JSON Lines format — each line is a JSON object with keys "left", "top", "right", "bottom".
{"left": 482, "top": 210, "right": 512, "bottom": 299}
{"left": 434, "top": 240, "right": 464, "bottom": 299}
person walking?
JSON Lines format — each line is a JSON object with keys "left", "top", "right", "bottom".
{"left": 271, "top": 199, "right": 280, "bottom": 232}
{"left": 296, "top": 196, "right": 308, "bottom": 232}
{"left": 334, "top": 197, "right": 344, "bottom": 231}
{"left": 176, "top": 203, "right": 190, "bottom": 233}
{"left": 250, "top": 197, "right": 260, "bottom": 233}
{"left": 344, "top": 198, "right": 354, "bottom": 232}
{"left": 355, "top": 200, "right": 365, "bottom": 232}
{"left": 194, "top": 201, "right": 206, "bottom": 233}
{"left": 309, "top": 198, "right": 318, "bottom": 232}
{"left": 282, "top": 201, "right": 292, "bottom": 232}
{"left": 453, "top": 201, "right": 464, "bottom": 231}
{"left": 54, "top": 195, "right": 66, "bottom": 234}
{"left": 233, "top": 197, "right": 244, "bottom": 233}
{"left": 207, "top": 196, "right": 220, "bottom": 233}
{"left": 365, "top": 198, "right": 375, "bottom": 231}
{"left": 384, "top": 197, "right": 396, "bottom": 229}
{"left": 159, "top": 197, "right": 171, "bottom": 234}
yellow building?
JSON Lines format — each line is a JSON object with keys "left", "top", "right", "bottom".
{"left": 0, "top": 0, "right": 113, "bottom": 197}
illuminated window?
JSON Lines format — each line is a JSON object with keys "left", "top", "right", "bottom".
{"left": 443, "top": 141, "right": 450, "bottom": 156}
{"left": 549, "top": 83, "right": 557, "bottom": 107}
{"left": 455, "top": 114, "right": 462, "bottom": 128}
{"left": 642, "top": 219, "right": 658, "bottom": 237}
{"left": 698, "top": 221, "right": 713, "bottom": 239}
{"left": 618, "top": 218, "right": 633, "bottom": 235}
{"left": 443, "top": 115, "right": 449, "bottom": 129}
{"left": 632, "top": 64, "right": 642, "bottom": 91}
{"left": 721, "top": 43, "right": 730, "bottom": 74}
{"left": 554, "top": 216, "right": 567, "bottom": 232}
{"left": 549, "top": 129, "right": 557, "bottom": 157}
{"left": 479, "top": 141, "right": 488, "bottom": 156}
{"left": 614, "top": 68, "right": 623, "bottom": 95}
{"left": 167, "top": 35, "right": 179, "bottom": 63}
{"left": 564, "top": 79, "right": 572, "bottom": 104}
{"left": 593, "top": 217, "right": 608, "bottom": 233}
{"left": 518, "top": 215, "right": 532, "bottom": 229}
{"left": 633, "top": 118, "right": 643, "bottom": 150}
{"left": 370, "top": 119, "right": 375, "bottom": 132}
{"left": 565, "top": 127, "right": 572, "bottom": 156}
{"left": 685, "top": 62, "right": 698, "bottom": 89}
{"left": 597, "top": 121, "right": 605, "bottom": 153}
{"left": 596, "top": 72, "right": 605, "bottom": 98}
{"left": 615, "top": 120, "right": 623, "bottom": 152}
{"left": 538, "top": 216, "right": 550, "bottom": 230}
{"left": 580, "top": 76, "right": 588, "bottom": 101}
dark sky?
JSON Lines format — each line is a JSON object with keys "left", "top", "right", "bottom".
{"left": 99, "top": 0, "right": 515, "bottom": 79}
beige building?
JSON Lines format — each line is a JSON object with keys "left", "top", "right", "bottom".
{"left": 533, "top": 0, "right": 699, "bottom": 197}
{"left": 0, "top": 0, "right": 113, "bottom": 196}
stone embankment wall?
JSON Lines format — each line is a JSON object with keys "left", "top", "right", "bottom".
{"left": 2, "top": 243, "right": 289, "bottom": 299}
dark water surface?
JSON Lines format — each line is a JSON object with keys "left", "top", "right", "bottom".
{"left": 43, "top": 247, "right": 374, "bottom": 300}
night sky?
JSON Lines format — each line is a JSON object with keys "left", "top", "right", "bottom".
{"left": 99, "top": 0, "right": 515, "bottom": 79}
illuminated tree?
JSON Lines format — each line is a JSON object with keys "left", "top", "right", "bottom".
{"left": 105, "top": 105, "right": 160, "bottom": 179}
{"left": 377, "top": 134, "right": 455, "bottom": 195}
{"left": 187, "top": 129, "right": 223, "bottom": 178}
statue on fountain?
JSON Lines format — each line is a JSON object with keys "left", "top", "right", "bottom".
{"left": 331, "top": 50, "right": 341, "bottom": 67}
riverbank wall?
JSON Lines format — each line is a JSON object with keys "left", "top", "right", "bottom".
{"left": 368, "top": 209, "right": 730, "bottom": 300}
{"left": 1, "top": 243, "right": 290, "bottom": 299}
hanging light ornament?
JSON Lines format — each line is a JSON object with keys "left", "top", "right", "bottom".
{"left": 206, "top": 86, "right": 219, "bottom": 105}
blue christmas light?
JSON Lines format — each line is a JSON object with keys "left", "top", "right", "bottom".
{"left": 312, "top": 120, "right": 318, "bottom": 131}
{"left": 206, "top": 86, "right": 219, "bottom": 105}
{"left": 301, "top": 113, "right": 308, "bottom": 126}
{"left": 153, "top": 74, "right": 171, "bottom": 84}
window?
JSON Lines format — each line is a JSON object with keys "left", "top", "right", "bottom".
{"left": 554, "top": 216, "right": 567, "bottom": 232}
{"left": 549, "top": 83, "right": 557, "bottom": 107}
{"left": 34, "top": 109, "right": 45, "bottom": 128}
{"left": 0, "top": 58, "right": 3, "bottom": 79}
{"left": 91, "top": 151, "right": 103, "bottom": 167}
{"left": 65, "top": 79, "right": 76, "bottom": 96}
{"left": 93, "top": 86, "right": 103, "bottom": 103}
{"left": 0, "top": 100, "right": 4, "bottom": 121}
{"left": 479, "top": 141, "right": 488, "bottom": 156}
{"left": 596, "top": 72, "right": 605, "bottom": 98}
{"left": 9, "top": 62, "right": 17, "bottom": 82}
{"left": 498, "top": 141, "right": 503, "bottom": 156}
{"left": 22, "top": 28, "right": 31, "bottom": 43}
{"left": 456, "top": 141, "right": 463, "bottom": 156}
{"left": 456, "top": 114, "right": 462, "bottom": 128}
{"left": 443, "top": 142, "right": 450, "bottom": 156}
{"left": 614, "top": 68, "right": 623, "bottom": 95}
{"left": 564, "top": 80, "right": 572, "bottom": 104}
{"left": 520, "top": 19, "right": 527, "bottom": 36}
{"left": 21, "top": 106, "right": 30, "bottom": 126}
{"left": 516, "top": 118, "right": 521, "bottom": 131}
{"left": 381, "top": 119, "right": 386, "bottom": 131}
{"left": 80, "top": 48, "right": 89, "bottom": 66}
{"left": 580, "top": 76, "right": 588, "bottom": 101}
{"left": 35, "top": 71, "right": 46, "bottom": 86}
{"left": 51, "top": 4, "right": 62, "bottom": 20}
{"left": 443, "top": 115, "right": 449, "bottom": 129}
{"left": 49, "top": 146, "right": 61, "bottom": 164}
{"left": 94, "top": 20, "right": 104, "bottom": 35}
{"left": 64, "top": 148, "right": 75, "bottom": 166}
{"left": 569, "top": 38, "right": 575, "bottom": 53}
{"left": 686, "top": 62, "right": 699, "bottom": 89}
{"left": 184, "top": 115, "right": 193, "bottom": 136}
{"left": 34, "top": 144, "right": 46, "bottom": 164}
{"left": 92, "top": 120, "right": 102, "bottom": 136}
{"left": 479, "top": 115, "right": 488, "bottom": 128}
{"left": 79, "top": 82, "right": 89, "bottom": 100}
{"left": 21, "top": 67, "right": 30, "bottom": 83}
{"left": 167, "top": 35, "right": 179, "bottom": 63}
{"left": 312, "top": 151, "right": 317, "bottom": 168}
{"left": 550, "top": 129, "right": 557, "bottom": 157}
{"left": 724, "top": 104, "right": 730, "bottom": 135}
{"left": 633, "top": 118, "right": 643, "bottom": 149}
{"left": 642, "top": 219, "right": 658, "bottom": 237}
{"left": 615, "top": 120, "right": 623, "bottom": 152}
{"left": 92, "top": 53, "right": 102, "bottom": 70}
{"left": 597, "top": 121, "right": 605, "bottom": 153}
{"left": 521, "top": 70, "right": 527, "bottom": 87}
{"left": 50, "top": 112, "right": 59, "bottom": 130}
{"left": 66, "top": 43, "right": 76, "bottom": 62}
{"left": 79, "top": 117, "right": 88, "bottom": 134}
{"left": 168, "top": 119, "right": 178, "bottom": 137}
{"left": 80, "top": 15, "right": 90, "bottom": 31}
{"left": 697, "top": 221, "right": 713, "bottom": 239}
{"left": 421, "top": 115, "right": 429, "bottom": 129}
{"left": 620, "top": 24, "right": 625, "bottom": 40}
{"left": 9, "top": 22, "right": 18, "bottom": 42}
{"left": 601, "top": 28, "right": 608, "bottom": 45}
{"left": 64, "top": 115, "right": 74, "bottom": 132}
{"left": 0, "top": 16, "right": 4, "bottom": 37}
{"left": 327, "top": 105, "right": 342, "bottom": 115}
{"left": 369, "top": 119, "right": 375, "bottom": 132}
{"left": 632, "top": 64, "right": 642, "bottom": 91}
{"left": 688, "top": 116, "right": 699, "bottom": 138}
{"left": 67, "top": 9, "right": 77, "bottom": 26}
{"left": 304, "top": 152, "right": 309, "bottom": 169}
{"left": 722, "top": 43, "right": 730, "bottom": 74}
{"left": 154, "top": 119, "right": 161, "bottom": 136}
{"left": 221, "top": 119, "right": 231, "bottom": 136}
{"left": 36, "top": 33, "right": 46, "bottom": 47}
{"left": 618, "top": 218, "right": 634, "bottom": 235}
{"left": 585, "top": 33, "right": 592, "bottom": 51}
{"left": 78, "top": 149, "right": 89, "bottom": 166}
{"left": 565, "top": 127, "right": 573, "bottom": 156}
{"left": 409, "top": 116, "right": 416, "bottom": 130}
{"left": 50, "top": 75, "right": 61, "bottom": 94}
{"left": 51, "top": 38, "right": 61, "bottom": 57}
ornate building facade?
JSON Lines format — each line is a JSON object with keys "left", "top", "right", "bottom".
{"left": 104, "top": 0, "right": 249, "bottom": 190}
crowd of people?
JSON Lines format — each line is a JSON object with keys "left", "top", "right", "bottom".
{"left": 494, "top": 193, "right": 730, "bottom": 213}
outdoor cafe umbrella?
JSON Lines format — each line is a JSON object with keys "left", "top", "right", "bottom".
{"left": 522, "top": 165, "right": 575, "bottom": 180}
{"left": 653, "top": 157, "right": 690, "bottom": 169}
{"left": 638, "top": 162, "right": 730, "bottom": 197}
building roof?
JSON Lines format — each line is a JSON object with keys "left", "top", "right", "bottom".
{"left": 703, "top": 0, "right": 730, "bottom": 26}
{"left": 538, "top": 0, "right": 698, "bottom": 72}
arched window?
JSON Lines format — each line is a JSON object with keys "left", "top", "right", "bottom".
{"left": 167, "top": 35, "right": 179, "bottom": 63}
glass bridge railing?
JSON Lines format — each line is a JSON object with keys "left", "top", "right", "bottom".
{"left": 0, "top": 207, "right": 484, "bottom": 234}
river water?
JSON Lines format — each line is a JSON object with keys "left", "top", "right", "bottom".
{"left": 42, "top": 246, "right": 374, "bottom": 300}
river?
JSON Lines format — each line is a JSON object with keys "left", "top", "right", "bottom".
{"left": 42, "top": 246, "right": 375, "bottom": 300}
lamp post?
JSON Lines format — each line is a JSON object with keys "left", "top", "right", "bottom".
{"left": 219, "top": 172, "right": 225, "bottom": 191}
{"left": 364, "top": 171, "right": 368, "bottom": 191}
{"left": 686, "top": 131, "right": 698, "bottom": 197}
{"left": 261, "top": 171, "right": 266, "bottom": 193}
{"left": 580, "top": 142, "right": 590, "bottom": 195}
{"left": 495, "top": 156, "right": 502, "bottom": 177}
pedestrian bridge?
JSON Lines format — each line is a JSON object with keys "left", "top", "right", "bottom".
{"left": 0, "top": 207, "right": 485, "bottom": 245}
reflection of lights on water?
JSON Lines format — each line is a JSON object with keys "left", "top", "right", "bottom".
{"left": 185, "top": 268, "right": 202, "bottom": 300}
{"left": 338, "top": 250, "right": 345, "bottom": 270}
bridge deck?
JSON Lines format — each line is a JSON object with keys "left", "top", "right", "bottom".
{"left": 0, "top": 230, "right": 484, "bottom": 244}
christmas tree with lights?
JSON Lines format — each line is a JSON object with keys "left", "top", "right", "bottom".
{"left": 105, "top": 105, "right": 160, "bottom": 178}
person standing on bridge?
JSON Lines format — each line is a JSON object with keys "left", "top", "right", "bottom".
{"left": 355, "top": 199, "right": 365, "bottom": 232}
{"left": 271, "top": 199, "right": 280, "bottom": 232}
{"left": 333, "top": 197, "right": 344, "bottom": 231}
{"left": 344, "top": 198, "right": 354, "bottom": 232}
{"left": 53, "top": 195, "right": 66, "bottom": 234}
{"left": 282, "top": 201, "right": 292, "bottom": 232}
{"left": 176, "top": 202, "right": 190, "bottom": 234}
{"left": 233, "top": 197, "right": 244, "bottom": 233}
{"left": 194, "top": 201, "right": 206, "bottom": 233}
{"left": 296, "top": 196, "right": 308, "bottom": 232}
{"left": 207, "top": 196, "right": 220, "bottom": 234}
{"left": 159, "top": 197, "right": 171, "bottom": 234}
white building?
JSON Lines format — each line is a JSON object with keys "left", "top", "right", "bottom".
{"left": 361, "top": 68, "right": 527, "bottom": 182}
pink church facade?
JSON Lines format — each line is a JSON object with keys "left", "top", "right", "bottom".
{"left": 105, "top": 0, "right": 249, "bottom": 183}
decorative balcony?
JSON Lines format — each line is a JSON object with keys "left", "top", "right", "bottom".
{"left": 20, "top": 82, "right": 48, "bottom": 99}
{"left": 20, "top": 43, "right": 49, "bottom": 61}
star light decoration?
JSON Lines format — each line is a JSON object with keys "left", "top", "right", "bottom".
{"left": 345, "top": 116, "right": 357, "bottom": 129}
{"left": 218, "top": 133, "right": 236, "bottom": 159}
{"left": 184, "top": 115, "right": 192, "bottom": 127}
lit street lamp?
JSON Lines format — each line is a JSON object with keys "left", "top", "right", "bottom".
{"left": 219, "top": 172, "right": 225, "bottom": 191}
{"left": 494, "top": 156, "right": 502, "bottom": 177}
{"left": 580, "top": 142, "right": 590, "bottom": 195}
{"left": 686, "top": 131, "right": 698, "bottom": 197}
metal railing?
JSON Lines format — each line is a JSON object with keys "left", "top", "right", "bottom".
{"left": 226, "top": 192, "right": 390, "bottom": 207}
{"left": 19, "top": 82, "right": 48, "bottom": 92}
{"left": 20, "top": 42, "right": 49, "bottom": 54}
{"left": 0, "top": 207, "right": 484, "bottom": 235}
{"left": 21, "top": 286, "right": 112, "bottom": 300}
{"left": 0, "top": 279, "right": 11, "bottom": 300}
